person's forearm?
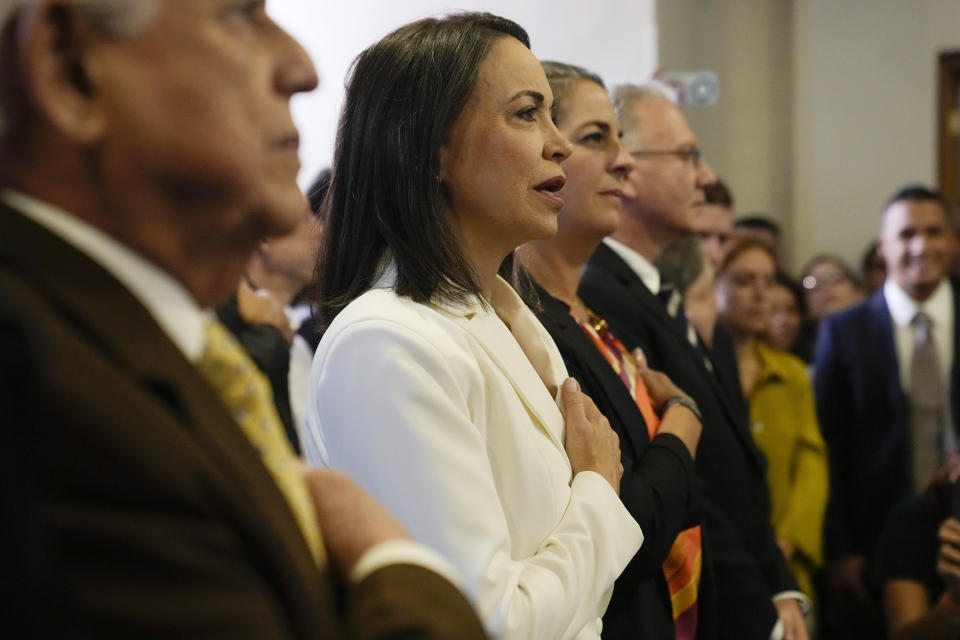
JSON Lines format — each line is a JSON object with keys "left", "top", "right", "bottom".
{"left": 657, "top": 403, "right": 701, "bottom": 458}
{"left": 891, "top": 602, "right": 960, "bottom": 640}
{"left": 618, "top": 432, "right": 697, "bottom": 572}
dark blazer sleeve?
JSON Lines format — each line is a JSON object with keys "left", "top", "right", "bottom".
{"left": 708, "top": 324, "right": 749, "bottom": 427}
{"left": 533, "top": 288, "right": 698, "bottom": 574}
{"left": 813, "top": 312, "right": 859, "bottom": 561}
{"left": 562, "top": 349, "right": 698, "bottom": 573}
{"left": 349, "top": 564, "right": 487, "bottom": 640}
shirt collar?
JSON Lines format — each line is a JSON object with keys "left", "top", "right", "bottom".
{"left": 603, "top": 237, "right": 661, "bottom": 294}
{"left": 2, "top": 189, "right": 207, "bottom": 361}
{"left": 884, "top": 277, "right": 951, "bottom": 329}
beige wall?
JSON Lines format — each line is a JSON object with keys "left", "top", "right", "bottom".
{"left": 658, "top": 0, "right": 960, "bottom": 273}
{"left": 659, "top": 0, "right": 794, "bottom": 259}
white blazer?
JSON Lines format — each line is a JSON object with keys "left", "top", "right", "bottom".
{"left": 304, "top": 273, "right": 642, "bottom": 640}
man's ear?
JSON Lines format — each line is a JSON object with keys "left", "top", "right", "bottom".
{"left": 15, "top": 0, "right": 108, "bottom": 145}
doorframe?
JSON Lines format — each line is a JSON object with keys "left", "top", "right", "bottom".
{"left": 938, "top": 50, "right": 960, "bottom": 214}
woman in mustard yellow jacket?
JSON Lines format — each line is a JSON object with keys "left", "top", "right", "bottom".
{"left": 714, "top": 238, "right": 829, "bottom": 605}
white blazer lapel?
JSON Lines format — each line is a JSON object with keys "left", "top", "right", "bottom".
{"left": 449, "top": 278, "right": 567, "bottom": 451}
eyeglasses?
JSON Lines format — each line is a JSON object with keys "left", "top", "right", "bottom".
{"left": 629, "top": 148, "right": 703, "bottom": 166}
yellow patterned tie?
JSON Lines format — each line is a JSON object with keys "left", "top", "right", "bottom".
{"left": 196, "top": 320, "right": 324, "bottom": 566}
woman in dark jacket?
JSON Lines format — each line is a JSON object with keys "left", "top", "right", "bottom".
{"left": 515, "top": 61, "right": 708, "bottom": 640}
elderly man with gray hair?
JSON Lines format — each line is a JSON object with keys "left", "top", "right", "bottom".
{"left": 578, "top": 83, "right": 810, "bottom": 639}
{"left": 0, "top": 1, "right": 484, "bottom": 637}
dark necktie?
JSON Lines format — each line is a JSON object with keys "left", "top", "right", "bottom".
{"left": 910, "top": 311, "right": 944, "bottom": 490}
{"left": 657, "top": 281, "right": 678, "bottom": 314}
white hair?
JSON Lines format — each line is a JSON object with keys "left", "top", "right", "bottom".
{"left": 612, "top": 81, "right": 672, "bottom": 120}
{"left": 0, "top": 0, "right": 158, "bottom": 137}
{"left": 612, "top": 82, "right": 683, "bottom": 142}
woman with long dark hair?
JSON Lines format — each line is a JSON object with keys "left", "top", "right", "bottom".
{"left": 303, "top": 14, "right": 642, "bottom": 639}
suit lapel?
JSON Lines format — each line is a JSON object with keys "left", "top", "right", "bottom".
{"left": 868, "top": 291, "right": 907, "bottom": 417}
{"left": 0, "top": 205, "right": 322, "bottom": 584}
{"left": 534, "top": 283, "right": 646, "bottom": 461}
{"left": 444, "top": 289, "right": 566, "bottom": 452}
{"left": 588, "top": 244, "right": 767, "bottom": 470}
{"left": 592, "top": 244, "right": 692, "bottom": 347}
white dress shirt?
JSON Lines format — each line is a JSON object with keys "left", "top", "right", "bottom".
{"left": 282, "top": 302, "right": 315, "bottom": 445}
{"left": 1, "top": 188, "right": 460, "bottom": 587}
{"left": 604, "top": 237, "right": 662, "bottom": 294}
{"left": 603, "top": 237, "right": 703, "bottom": 354}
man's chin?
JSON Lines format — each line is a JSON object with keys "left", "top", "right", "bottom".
{"left": 260, "top": 190, "right": 310, "bottom": 236}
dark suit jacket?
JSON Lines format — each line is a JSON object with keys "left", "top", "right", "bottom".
{"left": 0, "top": 203, "right": 484, "bottom": 639}
{"left": 580, "top": 243, "right": 794, "bottom": 638}
{"left": 813, "top": 285, "right": 960, "bottom": 567}
{"left": 709, "top": 324, "right": 749, "bottom": 427}
{"left": 531, "top": 284, "right": 709, "bottom": 640}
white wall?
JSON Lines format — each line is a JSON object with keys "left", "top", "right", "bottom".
{"left": 792, "top": 0, "right": 960, "bottom": 272}
{"left": 659, "top": 0, "right": 794, "bottom": 260}
{"left": 268, "top": 0, "right": 657, "bottom": 188}
{"left": 794, "top": 0, "right": 960, "bottom": 272}
{"left": 659, "top": 0, "right": 960, "bottom": 273}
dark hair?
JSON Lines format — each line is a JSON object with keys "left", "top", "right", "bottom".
{"left": 704, "top": 179, "right": 733, "bottom": 208}
{"left": 773, "top": 270, "right": 807, "bottom": 317}
{"left": 540, "top": 61, "right": 605, "bottom": 122}
{"left": 305, "top": 169, "right": 331, "bottom": 220}
{"left": 313, "top": 13, "right": 530, "bottom": 325}
{"left": 734, "top": 215, "right": 780, "bottom": 239}
{"left": 884, "top": 184, "right": 947, "bottom": 211}
{"left": 716, "top": 236, "right": 776, "bottom": 277}
{"left": 861, "top": 239, "right": 885, "bottom": 275}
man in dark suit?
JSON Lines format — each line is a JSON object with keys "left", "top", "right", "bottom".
{"left": 0, "top": 1, "right": 484, "bottom": 637}
{"left": 579, "top": 83, "right": 807, "bottom": 639}
{"left": 814, "top": 185, "right": 960, "bottom": 639}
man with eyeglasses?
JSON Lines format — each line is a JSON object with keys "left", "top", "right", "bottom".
{"left": 579, "top": 84, "right": 809, "bottom": 639}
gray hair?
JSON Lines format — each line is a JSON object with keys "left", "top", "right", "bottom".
{"left": 0, "top": 0, "right": 158, "bottom": 137}
{"left": 611, "top": 82, "right": 671, "bottom": 136}
{"left": 654, "top": 234, "right": 707, "bottom": 294}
